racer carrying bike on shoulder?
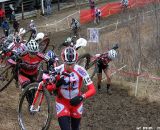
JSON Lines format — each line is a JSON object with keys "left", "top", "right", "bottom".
{"left": 64, "top": 36, "right": 76, "bottom": 47}
{"left": 52, "top": 47, "right": 96, "bottom": 130}
{"left": 45, "top": 50, "right": 59, "bottom": 70}
{"left": 29, "top": 19, "right": 37, "bottom": 39}
{"left": 11, "top": 35, "right": 28, "bottom": 54}
{"left": 70, "top": 18, "right": 80, "bottom": 36}
{"left": 96, "top": 48, "right": 118, "bottom": 94}
{"left": 0, "top": 34, "right": 27, "bottom": 65}
{"left": 94, "top": 7, "right": 101, "bottom": 24}
{"left": 9, "top": 39, "right": 56, "bottom": 107}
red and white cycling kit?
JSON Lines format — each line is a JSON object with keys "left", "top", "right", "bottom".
{"left": 3, "top": 42, "right": 27, "bottom": 57}
{"left": 7, "top": 41, "right": 27, "bottom": 55}
{"left": 54, "top": 64, "right": 96, "bottom": 118}
{"left": 96, "top": 53, "right": 112, "bottom": 73}
{"left": 18, "top": 52, "right": 48, "bottom": 87}
{"left": 97, "top": 53, "right": 111, "bottom": 65}
{"left": 0, "top": 41, "right": 27, "bottom": 63}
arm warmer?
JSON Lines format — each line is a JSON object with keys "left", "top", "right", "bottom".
{"left": 82, "top": 83, "right": 96, "bottom": 99}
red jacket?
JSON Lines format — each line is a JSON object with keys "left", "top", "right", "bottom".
{"left": 0, "top": 9, "right": 5, "bottom": 18}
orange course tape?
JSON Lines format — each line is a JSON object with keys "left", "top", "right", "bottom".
{"left": 80, "top": 0, "right": 158, "bottom": 24}
{"left": 110, "top": 68, "right": 160, "bottom": 80}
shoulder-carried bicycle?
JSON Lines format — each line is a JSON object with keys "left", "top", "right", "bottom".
{"left": 77, "top": 44, "right": 119, "bottom": 79}
{"left": 18, "top": 69, "right": 69, "bottom": 130}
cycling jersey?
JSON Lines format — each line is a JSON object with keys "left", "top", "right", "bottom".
{"left": 29, "top": 22, "right": 36, "bottom": 30}
{"left": 97, "top": 53, "right": 111, "bottom": 66}
{"left": 55, "top": 64, "right": 93, "bottom": 99}
{"left": 8, "top": 42, "right": 27, "bottom": 55}
{"left": 54, "top": 64, "right": 96, "bottom": 118}
{"left": 71, "top": 20, "right": 80, "bottom": 30}
{"left": 19, "top": 52, "right": 45, "bottom": 75}
{"left": 95, "top": 9, "right": 101, "bottom": 17}
{"left": 96, "top": 53, "right": 111, "bottom": 73}
{"left": 18, "top": 52, "right": 48, "bottom": 87}
{"left": 1, "top": 41, "right": 27, "bottom": 61}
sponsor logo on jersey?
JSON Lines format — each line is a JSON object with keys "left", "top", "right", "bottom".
{"left": 56, "top": 102, "right": 64, "bottom": 114}
{"left": 84, "top": 77, "right": 91, "bottom": 84}
{"left": 77, "top": 68, "right": 87, "bottom": 76}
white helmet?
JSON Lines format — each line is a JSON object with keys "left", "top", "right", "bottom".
{"left": 66, "top": 37, "right": 72, "bottom": 43}
{"left": 27, "top": 40, "right": 39, "bottom": 52}
{"left": 108, "top": 49, "right": 117, "bottom": 60}
{"left": 19, "top": 28, "right": 26, "bottom": 35}
{"left": 35, "top": 32, "right": 45, "bottom": 41}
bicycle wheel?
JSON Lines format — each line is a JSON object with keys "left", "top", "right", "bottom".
{"left": 0, "top": 65, "right": 14, "bottom": 92}
{"left": 86, "top": 60, "right": 97, "bottom": 80}
{"left": 18, "top": 82, "right": 53, "bottom": 130}
{"left": 77, "top": 53, "right": 91, "bottom": 69}
{"left": 0, "top": 57, "right": 8, "bottom": 68}
{"left": 22, "top": 30, "right": 33, "bottom": 42}
{"left": 39, "top": 37, "right": 50, "bottom": 53}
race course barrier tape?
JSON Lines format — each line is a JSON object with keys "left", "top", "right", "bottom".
{"left": 80, "top": 0, "right": 159, "bottom": 24}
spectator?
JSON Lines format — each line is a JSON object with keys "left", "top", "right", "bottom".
{"left": 0, "top": 7, "right": 5, "bottom": 25}
{"left": 89, "top": 0, "right": 95, "bottom": 10}
{"left": 45, "top": 0, "right": 52, "bottom": 15}
{"left": 9, "top": 4, "right": 15, "bottom": 22}
{"left": 121, "top": 0, "right": 128, "bottom": 8}
{"left": 1, "top": 19, "right": 10, "bottom": 37}
{"left": 13, "top": 18, "right": 19, "bottom": 33}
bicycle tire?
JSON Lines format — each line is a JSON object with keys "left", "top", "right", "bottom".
{"left": 86, "top": 60, "right": 97, "bottom": 79}
{"left": 39, "top": 36, "right": 50, "bottom": 53}
{"left": 0, "top": 65, "right": 14, "bottom": 92}
{"left": 18, "top": 82, "right": 53, "bottom": 130}
{"left": 22, "top": 29, "right": 33, "bottom": 43}
{"left": 77, "top": 53, "right": 91, "bottom": 69}
{"left": 0, "top": 56, "right": 9, "bottom": 68}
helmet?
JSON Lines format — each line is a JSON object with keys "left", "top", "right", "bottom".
{"left": 72, "top": 18, "right": 75, "bottom": 22}
{"left": 108, "top": 49, "right": 117, "bottom": 60}
{"left": 27, "top": 40, "right": 39, "bottom": 52}
{"left": 66, "top": 37, "right": 72, "bottom": 43}
{"left": 14, "top": 35, "right": 21, "bottom": 44}
{"left": 61, "top": 47, "right": 78, "bottom": 64}
{"left": 46, "top": 50, "right": 55, "bottom": 59}
{"left": 7, "top": 34, "right": 14, "bottom": 43}
{"left": 31, "top": 19, "right": 34, "bottom": 23}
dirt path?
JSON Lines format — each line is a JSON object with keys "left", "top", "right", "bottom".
{"left": 81, "top": 82, "right": 160, "bottom": 130}
{"left": 1, "top": 81, "right": 160, "bottom": 130}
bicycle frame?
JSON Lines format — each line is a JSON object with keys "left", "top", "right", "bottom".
{"left": 30, "top": 73, "right": 55, "bottom": 112}
{"left": 30, "top": 71, "right": 69, "bottom": 113}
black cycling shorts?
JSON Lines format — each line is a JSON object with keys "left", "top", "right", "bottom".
{"left": 58, "top": 116, "right": 81, "bottom": 130}
{"left": 96, "top": 61, "right": 109, "bottom": 74}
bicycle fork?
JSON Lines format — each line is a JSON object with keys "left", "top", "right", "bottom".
{"left": 30, "top": 82, "right": 44, "bottom": 112}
